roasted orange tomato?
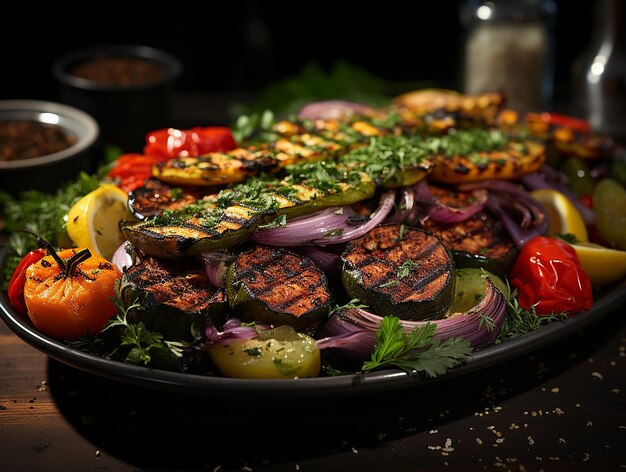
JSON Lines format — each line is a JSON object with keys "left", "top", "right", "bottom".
{"left": 23, "top": 247, "right": 121, "bottom": 341}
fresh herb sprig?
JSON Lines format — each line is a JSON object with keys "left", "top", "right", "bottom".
{"left": 0, "top": 172, "right": 102, "bottom": 286}
{"left": 496, "top": 285, "right": 568, "bottom": 343}
{"left": 70, "top": 280, "right": 187, "bottom": 366}
{"left": 362, "top": 316, "right": 472, "bottom": 377}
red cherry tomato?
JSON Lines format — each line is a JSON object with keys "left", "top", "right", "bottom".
{"left": 509, "top": 236, "right": 593, "bottom": 316}
{"left": 7, "top": 248, "right": 47, "bottom": 315}
{"left": 143, "top": 126, "right": 237, "bottom": 160}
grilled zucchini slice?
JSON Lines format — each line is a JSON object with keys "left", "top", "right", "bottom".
{"left": 226, "top": 245, "right": 332, "bottom": 332}
{"left": 123, "top": 256, "right": 227, "bottom": 341}
{"left": 120, "top": 202, "right": 261, "bottom": 258}
{"left": 341, "top": 224, "right": 456, "bottom": 320}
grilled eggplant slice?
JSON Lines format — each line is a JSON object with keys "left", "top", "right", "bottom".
{"left": 341, "top": 224, "right": 455, "bottom": 320}
{"left": 415, "top": 184, "right": 519, "bottom": 276}
{"left": 226, "top": 245, "right": 332, "bottom": 332}
{"left": 128, "top": 178, "right": 213, "bottom": 220}
{"left": 123, "top": 256, "right": 227, "bottom": 341}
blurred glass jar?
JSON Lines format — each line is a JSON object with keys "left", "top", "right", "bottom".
{"left": 460, "top": 0, "right": 558, "bottom": 114}
{"left": 571, "top": 0, "right": 626, "bottom": 141}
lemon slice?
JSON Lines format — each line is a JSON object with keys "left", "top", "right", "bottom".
{"left": 530, "top": 188, "right": 588, "bottom": 242}
{"left": 66, "top": 184, "right": 133, "bottom": 260}
{"left": 570, "top": 242, "right": 626, "bottom": 286}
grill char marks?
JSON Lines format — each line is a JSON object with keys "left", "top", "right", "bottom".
{"left": 125, "top": 256, "right": 226, "bottom": 315}
{"left": 341, "top": 224, "right": 455, "bottom": 320}
{"left": 228, "top": 245, "right": 332, "bottom": 332}
{"left": 123, "top": 256, "right": 227, "bottom": 340}
{"left": 415, "top": 183, "right": 518, "bottom": 275}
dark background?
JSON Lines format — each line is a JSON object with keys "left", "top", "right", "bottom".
{"left": 1, "top": 1, "right": 594, "bottom": 115}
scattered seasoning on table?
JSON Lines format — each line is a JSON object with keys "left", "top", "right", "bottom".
{"left": 0, "top": 120, "right": 76, "bottom": 161}
{"left": 70, "top": 55, "right": 166, "bottom": 86}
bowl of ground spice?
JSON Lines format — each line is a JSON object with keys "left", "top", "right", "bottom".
{"left": 0, "top": 100, "right": 99, "bottom": 195}
{"left": 53, "top": 44, "right": 183, "bottom": 153}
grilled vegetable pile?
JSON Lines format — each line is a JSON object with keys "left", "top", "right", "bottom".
{"left": 4, "top": 88, "right": 626, "bottom": 380}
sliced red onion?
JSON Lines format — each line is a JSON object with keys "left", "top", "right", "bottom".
{"left": 413, "top": 179, "right": 434, "bottom": 204}
{"left": 427, "top": 189, "right": 488, "bottom": 223}
{"left": 297, "top": 100, "right": 378, "bottom": 121}
{"left": 205, "top": 317, "right": 271, "bottom": 346}
{"left": 313, "top": 191, "right": 396, "bottom": 245}
{"left": 111, "top": 240, "right": 134, "bottom": 272}
{"left": 405, "top": 180, "right": 487, "bottom": 224}
{"left": 252, "top": 206, "right": 356, "bottom": 246}
{"left": 297, "top": 246, "right": 342, "bottom": 274}
{"left": 459, "top": 180, "right": 549, "bottom": 248}
{"left": 316, "top": 319, "right": 377, "bottom": 363}
{"left": 385, "top": 188, "right": 415, "bottom": 223}
{"left": 252, "top": 192, "right": 395, "bottom": 248}
{"left": 317, "top": 276, "right": 507, "bottom": 362}
{"left": 201, "top": 251, "right": 236, "bottom": 288}
{"left": 519, "top": 165, "right": 596, "bottom": 225}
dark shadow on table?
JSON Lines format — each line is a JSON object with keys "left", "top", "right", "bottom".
{"left": 47, "top": 309, "right": 624, "bottom": 471}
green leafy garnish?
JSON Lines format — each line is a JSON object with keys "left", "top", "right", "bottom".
{"left": 556, "top": 233, "right": 580, "bottom": 244}
{"left": 71, "top": 280, "right": 187, "bottom": 366}
{"left": 496, "top": 285, "right": 568, "bottom": 343}
{"left": 0, "top": 172, "right": 102, "bottom": 286}
{"left": 362, "top": 317, "right": 472, "bottom": 377}
{"left": 257, "top": 214, "right": 288, "bottom": 230}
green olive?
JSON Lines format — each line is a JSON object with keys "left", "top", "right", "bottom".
{"left": 560, "top": 157, "right": 595, "bottom": 196}
{"left": 593, "top": 178, "right": 626, "bottom": 250}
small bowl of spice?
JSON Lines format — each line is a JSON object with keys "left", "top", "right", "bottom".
{"left": 53, "top": 44, "right": 183, "bottom": 153}
{"left": 0, "top": 100, "right": 99, "bottom": 195}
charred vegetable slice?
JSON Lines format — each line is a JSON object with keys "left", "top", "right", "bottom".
{"left": 226, "top": 245, "right": 332, "bottom": 332}
{"left": 429, "top": 129, "right": 546, "bottom": 183}
{"left": 128, "top": 179, "right": 213, "bottom": 220}
{"left": 153, "top": 132, "right": 345, "bottom": 187}
{"left": 121, "top": 202, "right": 261, "bottom": 258}
{"left": 123, "top": 162, "right": 376, "bottom": 258}
{"left": 415, "top": 184, "right": 519, "bottom": 277}
{"left": 341, "top": 224, "right": 456, "bottom": 321}
{"left": 152, "top": 149, "right": 278, "bottom": 186}
{"left": 123, "top": 256, "right": 227, "bottom": 341}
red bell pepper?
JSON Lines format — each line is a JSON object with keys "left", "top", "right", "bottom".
{"left": 107, "top": 153, "right": 155, "bottom": 192}
{"left": 143, "top": 126, "right": 237, "bottom": 161}
{"left": 509, "top": 236, "right": 593, "bottom": 316}
{"left": 7, "top": 248, "right": 47, "bottom": 315}
{"left": 108, "top": 127, "right": 238, "bottom": 192}
{"left": 535, "top": 112, "right": 591, "bottom": 134}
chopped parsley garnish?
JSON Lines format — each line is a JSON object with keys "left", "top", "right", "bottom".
{"left": 380, "top": 259, "right": 418, "bottom": 288}
{"left": 362, "top": 317, "right": 472, "bottom": 377}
